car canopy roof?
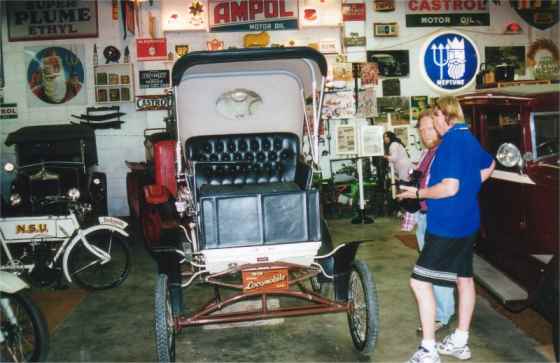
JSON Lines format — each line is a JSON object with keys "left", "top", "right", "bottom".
{"left": 5, "top": 124, "right": 98, "bottom": 166}
{"left": 172, "top": 47, "right": 327, "bottom": 143}
{"left": 5, "top": 124, "right": 96, "bottom": 146}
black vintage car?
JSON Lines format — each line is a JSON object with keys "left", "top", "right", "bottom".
{"left": 3, "top": 124, "right": 107, "bottom": 221}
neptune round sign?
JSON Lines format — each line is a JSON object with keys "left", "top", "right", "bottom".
{"left": 420, "top": 32, "right": 479, "bottom": 93}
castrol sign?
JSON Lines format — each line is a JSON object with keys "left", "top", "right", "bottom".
{"left": 209, "top": 0, "right": 298, "bottom": 32}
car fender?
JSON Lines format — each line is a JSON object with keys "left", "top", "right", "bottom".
{"left": 0, "top": 271, "right": 29, "bottom": 293}
{"left": 62, "top": 224, "right": 129, "bottom": 283}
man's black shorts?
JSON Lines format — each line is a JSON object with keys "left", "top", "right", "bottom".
{"left": 411, "top": 231, "right": 477, "bottom": 286}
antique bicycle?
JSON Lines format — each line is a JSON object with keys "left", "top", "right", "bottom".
{"left": 0, "top": 199, "right": 131, "bottom": 290}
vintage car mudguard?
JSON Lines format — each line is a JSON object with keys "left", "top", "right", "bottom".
{"left": 0, "top": 271, "right": 29, "bottom": 294}
{"left": 62, "top": 222, "right": 129, "bottom": 283}
{"left": 329, "top": 240, "right": 369, "bottom": 301}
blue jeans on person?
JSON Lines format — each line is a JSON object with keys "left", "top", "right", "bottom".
{"left": 415, "top": 211, "right": 455, "bottom": 324}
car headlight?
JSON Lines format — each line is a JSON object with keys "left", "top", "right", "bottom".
{"left": 93, "top": 177, "right": 101, "bottom": 185}
{"left": 9, "top": 193, "right": 22, "bottom": 206}
{"left": 3, "top": 162, "right": 15, "bottom": 173}
{"left": 67, "top": 188, "right": 81, "bottom": 201}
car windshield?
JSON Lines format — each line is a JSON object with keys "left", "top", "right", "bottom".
{"left": 17, "top": 140, "right": 84, "bottom": 166}
{"left": 532, "top": 111, "right": 559, "bottom": 159}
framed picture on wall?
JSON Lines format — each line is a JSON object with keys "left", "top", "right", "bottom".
{"left": 366, "top": 51, "right": 409, "bottom": 77}
{"left": 374, "top": 22, "right": 399, "bottom": 37}
{"left": 335, "top": 124, "right": 357, "bottom": 155}
{"left": 382, "top": 78, "right": 401, "bottom": 96}
{"left": 485, "top": 46, "right": 526, "bottom": 76}
{"left": 96, "top": 72, "right": 108, "bottom": 85}
{"left": 360, "top": 125, "right": 385, "bottom": 157}
{"left": 109, "top": 88, "right": 120, "bottom": 102}
{"left": 96, "top": 89, "right": 108, "bottom": 103}
{"left": 394, "top": 126, "right": 409, "bottom": 148}
{"left": 376, "top": 96, "right": 410, "bottom": 126}
{"left": 120, "top": 87, "right": 130, "bottom": 101}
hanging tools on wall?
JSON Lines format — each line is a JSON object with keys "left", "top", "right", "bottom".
{"left": 71, "top": 106, "right": 126, "bottom": 129}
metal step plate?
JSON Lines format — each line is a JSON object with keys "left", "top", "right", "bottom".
{"left": 473, "top": 255, "right": 528, "bottom": 304}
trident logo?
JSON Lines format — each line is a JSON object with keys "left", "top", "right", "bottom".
{"left": 431, "top": 42, "right": 449, "bottom": 80}
{"left": 431, "top": 37, "right": 466, "bottom": 80}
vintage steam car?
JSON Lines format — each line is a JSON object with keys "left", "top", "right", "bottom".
{"left": 127, "top": 47, "right": 379, "bottom": 361}
{"left": 458, "top": 84, "right": 558, "bottom": 359}
{"left": 3, "top": 124, "right": 108, "bottom": 222}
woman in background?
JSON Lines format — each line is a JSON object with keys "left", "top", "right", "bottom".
{"left": 384, "top": 131, "right": 414, "bottom": 182}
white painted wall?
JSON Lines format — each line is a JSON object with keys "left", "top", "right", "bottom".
{"left": 1, "top": 1, "right": 557, "bottom": 215}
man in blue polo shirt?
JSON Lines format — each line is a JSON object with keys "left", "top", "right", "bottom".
{"left": 398, "top": 96, "right": 495, "bottom": 363}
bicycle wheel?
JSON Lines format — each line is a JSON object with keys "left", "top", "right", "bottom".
{"left": 68, "top": 229, "right": 131, "bottom": 290}
{"left": 347, "top": 259, "right": 379, "bottom": 355}
{"left": 154, "top": 274, "right": 176, "bottom": 363}
{"left": 0, "top": 292, "right": 49, "bottom": 362}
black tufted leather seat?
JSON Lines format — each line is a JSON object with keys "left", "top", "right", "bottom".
{"left": 185, "top": 132, "right": 320, "bottom": 249}
{"left": 186, "top": 132, "right": 299, "bottom": 192}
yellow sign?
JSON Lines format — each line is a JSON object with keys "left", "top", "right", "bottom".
{"left": 16, "top": 224, "right": 48, "bottom": 234}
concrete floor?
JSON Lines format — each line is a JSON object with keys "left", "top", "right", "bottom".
{"left": 45, "top": 217, "right": 551, "bottom": 362}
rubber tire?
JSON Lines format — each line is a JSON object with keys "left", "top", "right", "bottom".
{"left": 154, "top": 274, "right": 176, "bottom": 363}
{"left": 68, "top": 230, "right": 131, "bottom": 290}
{"left": 347, "top": 259, "right": 379, "bottom": 355}
{"left": 0, "top": 292, "right": 49, "bottom": 362}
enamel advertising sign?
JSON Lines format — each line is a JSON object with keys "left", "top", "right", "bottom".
{"left": 7, "top": 1, "right": 99, "bottom": 41}
{"left": 209, "top": 0, "right": 298, "bottom": 32}
{"left": 136, "top": 38, "right": 168, "bottom": 61}
{"left": 136, "top": 95, "right": 170, "bottom": 111}
{"left": 405, "top": 0, "right": 489, "bottom": 27}
{"left": 420, "top": 32, "right": 479, "bottom": 93}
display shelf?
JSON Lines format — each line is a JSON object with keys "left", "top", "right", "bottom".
{"left": 94, "top": 63, "right": 134, "bottom": 104}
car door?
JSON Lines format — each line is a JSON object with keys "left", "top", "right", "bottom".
{"left": 476, "top": 104, "right": 533, "bottom": 286}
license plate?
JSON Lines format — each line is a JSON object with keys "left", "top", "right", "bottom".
{"left": 242, "top": 268, "right": 288, "bottom": 292}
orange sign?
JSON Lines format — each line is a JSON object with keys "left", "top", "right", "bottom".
{"left": 242, "top": 268, "right": 288, "bottom": 292}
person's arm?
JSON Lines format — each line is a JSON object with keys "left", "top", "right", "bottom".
{"left": 481, "top": 160, "right": 495, "bottom": 182}
{"left": 397, "top": 178, "right": 459, "bottom": 200}
{"left": 385, "top": 143, "right": 398, "bottom": 162}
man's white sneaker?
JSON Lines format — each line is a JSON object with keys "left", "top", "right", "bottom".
{"left": 406, "top": 347, "right": 441, "bottom": 363}
{"left": 437, "top": 335, "right": 472, "bottom": 360}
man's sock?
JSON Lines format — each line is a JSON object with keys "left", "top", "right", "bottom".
{"left": 452, "top": 329, "right": 469, "bottom": 346}
{"left": 422, "top": 339, "right": 437, "bottom": 353}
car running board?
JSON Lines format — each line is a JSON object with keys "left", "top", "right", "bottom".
{"left": 473, "top": 255, "right": 528, "bottom": 304}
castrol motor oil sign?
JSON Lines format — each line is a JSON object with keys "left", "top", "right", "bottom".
{"left": 209, "top": 0, "right": 298, "bottom": 32}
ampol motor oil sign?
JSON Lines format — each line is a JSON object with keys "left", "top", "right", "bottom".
{"left": 420, "top": 31, "right": 479, "bottom": 93}
{"left": 209, "top": 0, "right": 298, "bottom": 32}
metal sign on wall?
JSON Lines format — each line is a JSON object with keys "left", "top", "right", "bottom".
{"left": 137, "top": 39, "right": 168, "bottom": 61}
{"left": 139, "top": 70, "right": 170, "bottom": 89}
{"left": 0, "top": 103, "right": 18, "bottom": 119}
{"left": 7, "top": 0, "right": 99, "bottom": 41}
{"left": 405, "top": 0, "right": 489, "bottom": 27}
{"left": 209, "top": 0, "right": 298, "bottom": 32}
{"left": 420, "top": 31, "right": 480, "bottom": 93}
{"left": 136, "top": 95, "right": 170, "bottom": 111}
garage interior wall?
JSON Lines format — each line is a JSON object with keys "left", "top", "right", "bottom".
{"left": 1, "top": 1, "right": 557, "bottom": 216}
